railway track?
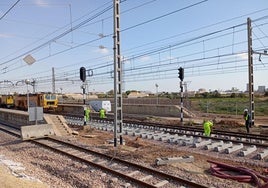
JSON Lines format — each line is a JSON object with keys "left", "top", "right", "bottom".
{"left": 123, "top": 120, "right": 268, "bottom": 147}
{"left": 64, "top": 116, "right": 268, "bottom": 167}
{"left": 0, "top": 123, "right": 208, "bottom": 188}
{"left": 65, "top": 115, "right": 268, "bottom": 147}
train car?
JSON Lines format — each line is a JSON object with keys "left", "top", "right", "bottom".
{"left": 42, "top": 93, "right": 58, "bottom": 110}
{"left": 0, "top": 94, "right": 14, "bottom": 108}
{"left": 14, "top": 93, "right": 58, "bottom": 111}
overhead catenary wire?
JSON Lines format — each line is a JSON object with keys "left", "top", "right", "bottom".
{"left": 0, "top": 0, "right": 213, "bottom": 76}
{"left": 1, "top": 2, "right": 268, "bottom": 92}
{"left": 30, "top": 48, "right": 266, "bottom": 89}
{"left": 7, "top": 20, "right": 249, "bottom": 76}
{"left": 0, "top": 1, "right": 266, "bottom": 71}
{"left": 0, "top": 0, "right": 156, "bottom": 68}
{"left": 0, "top": 0, "right": 20, "bottom": 20}
{"left": 121, "top": 0, "right": 208, "bottom": 32}
{"left": 4, "top": 26, "right": 268, "bottom": 86}
{"left": 2, "top": 0, "right": 210, "bottom": 71}
{"left": 0, "top": 0, "right": 157, "bottom": 72}
{"left": 8, "top": 28, "right": 268, "bottom": 87}
{"left": 0, "top": 1, "right": 114, "bottom": 67}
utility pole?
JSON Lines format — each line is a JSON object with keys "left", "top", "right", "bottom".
{"left": 52, "top": 67, "right": 55, "bottom": 93}
{"left": 180, "top": 81, "right": 183, "bottom": 124}
{"left": 155, "top": 83, "right": 159, "bottom": 105}
{"left": 113, "top": 0, "right": 123, "bottom": 147}
{"left": 247, "top": 18, "right": 268, "bottom": 126}
{"left": 247, "top": 17, "right": 254, "bottom": 126}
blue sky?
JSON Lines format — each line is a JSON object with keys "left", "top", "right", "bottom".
{"left": 0, "top": 0, "right": 268, "bottom": 94}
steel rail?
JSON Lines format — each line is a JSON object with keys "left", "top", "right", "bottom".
{"left": 60, "top": 112, "right": 268, "bottom": 140}
{"left": 63, "top": 115, "right": 268, "bottom": 147}
{"left": 37, "top": 137, "right": 208, "bottom": 188}
{"left": 0, "top": 123, "right": 207, "bottom": 188}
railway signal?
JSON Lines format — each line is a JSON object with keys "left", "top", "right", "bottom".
{"left": 80, "top": 67, "right": 87, "bottom": 126}
{"left": 178, "top": 67, "right": 184, "bottom": 81}
{"left": 80, "top": 67, "right": 87, "bottom": 82}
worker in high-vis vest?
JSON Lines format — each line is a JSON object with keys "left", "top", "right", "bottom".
{"left": 99, "top": 108, "right": 106, "bottom": 119}
{"left": 203, "top": 120, "right": 213, "bottom": 137}
{"left": 85, "top": 107, "right": 90, "bottom": 122}
{"left": 243, "top": 109, "right": 250, "bottom": 133}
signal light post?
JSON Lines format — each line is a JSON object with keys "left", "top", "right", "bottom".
{"left": 80, "top": 67, "right": 87, "bottom": 126}
{"left": 178, "top": 67, "right": 184, "bottom": 125}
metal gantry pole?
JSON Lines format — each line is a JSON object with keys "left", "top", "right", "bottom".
{"left": 178, "top": 67, "right": 184, "bottom": 125}
{"left": 113, "top": 0, "right": 123, "bottom": 147}
{"left": 26, "top": 83, "right": 29, "bottom": 112}
{"left": 83, "top": 84, "right": 86, "bottom": 126}
{"left": 52, "top": 67, "right": 55, "bottom": 93}
{"left": 247, "top": 17, "right": 254, "bottom": 126}
{"left": 180, "top": 81, "right": 183, "bottom": 124}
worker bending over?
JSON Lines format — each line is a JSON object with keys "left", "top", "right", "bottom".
{"left": 99, "top": 108, "right": 106, "bottom": 119}
{"left": 203, "top": 119, "right": 213, "bottom": 137}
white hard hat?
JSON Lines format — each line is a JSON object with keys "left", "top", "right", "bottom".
{"left": 244, "top": 108, "right": 248, "bottom": 112}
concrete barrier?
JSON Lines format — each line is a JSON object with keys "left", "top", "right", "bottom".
{"left": 21, "top": 124, "right": 55, "bottom": 140}
{"left": 156, "top": 156, "right": 194, "bottom": 165}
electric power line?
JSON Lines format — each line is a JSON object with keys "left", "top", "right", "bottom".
{"left": 0, "top": 0, "right": 20, "bottom": 20}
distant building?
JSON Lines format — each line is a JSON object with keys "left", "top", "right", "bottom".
{"left": 219, "top": 91, "right": 227, "bottom": 95}
{"left": 246, "top": 83, "right": 249, "bottom": 92}
{"left": 231, "top": 87, "right": 239, "bottom": 93}
{"left": 186, "top": 91, "right": 196, "bottom": 97}
{"left": 127, "top": 91, "right": 149, "bottom": 98}
{"left": 198, "top": 88, "right": 206, "bottom": 93}
{"left": 257, "top": 86, "right": 266, "bottom": 93}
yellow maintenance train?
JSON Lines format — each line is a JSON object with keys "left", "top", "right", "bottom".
{"left": 0, "top": 95, "right": 14, "bottom": 108}
{"left": 0, "top": 93, "right": 58, "bottom": 111}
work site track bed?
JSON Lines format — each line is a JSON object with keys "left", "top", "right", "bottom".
{"left": 0, "top": 124, "right": 207, "bottom": 188}
{"left": 65, "top": 115, "right": 268, "bottom": 147}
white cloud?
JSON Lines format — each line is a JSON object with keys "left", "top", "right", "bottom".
{"left": 99, "top": 47, "right": 109, "bottom": 54}
{"left": 139, "top": 56, "right": 151, "bottom": 62}
{"left": 0, "top": 33, "right": 12, "bottom": 38}
{"left": 33, "top": 0, "right": 49, "bottom": 7}
{"left": 92, "top": 46, "right": 110, "bottom": 55}
{"left": 236, "top": 53, "right": 248, "bottom": 60}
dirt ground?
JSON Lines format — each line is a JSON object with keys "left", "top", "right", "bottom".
{"left": 126, "top": 113, "right": 268, "bottom": 135}
{"left": 0, "top": 164, "right": 47, "bottom": 188}
{"left": 1, "top": 114, "right": 268, "bottom": 188}
{"left": 74, "top": 125, "right": 268, "bottom": 187}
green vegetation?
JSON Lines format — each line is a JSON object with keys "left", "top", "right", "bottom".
{"left": 95, "top": 89, "right": 268, "bottom": 116}
{"left": 190, "top": 96, "right": 268, "bottom": 116}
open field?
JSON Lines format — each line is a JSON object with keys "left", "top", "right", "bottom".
{"left": 189, "top": 97, "right": 268, "bottom": 116}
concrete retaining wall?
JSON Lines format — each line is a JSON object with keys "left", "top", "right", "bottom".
{"left": 0, "top": 108, "right": 32, "bottom": 126}
{"left": 57, "top": 104, "right": 194, "bottom": 118}
{"left": 121, "top": 104, "right": 193, "bottom": 118}
{"left": 57, "top": 104, "right": 84, "bottom": 115}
